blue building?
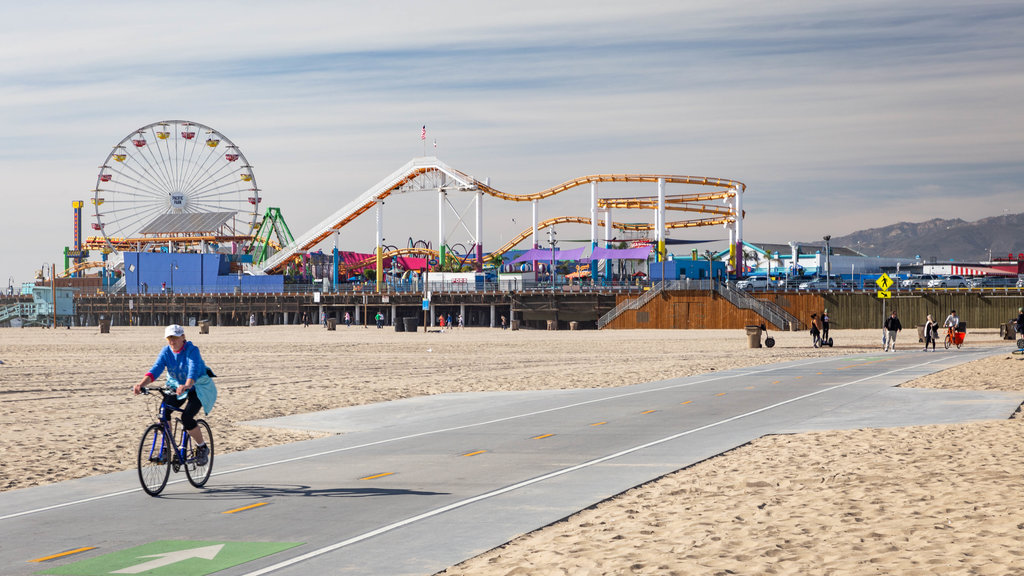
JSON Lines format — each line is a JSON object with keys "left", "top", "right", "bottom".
{"left": 122, "top": 252, "right": 283, "bottom": 294}
{"left": 649, "top": 258, "right": 727, "bottom": 281}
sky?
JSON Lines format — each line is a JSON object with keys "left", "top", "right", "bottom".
{"left": 2, "top": 0, "right": 1022, "bottom": 286}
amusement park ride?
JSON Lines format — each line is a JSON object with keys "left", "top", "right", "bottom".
{"left": 63, "top": 120, "right": 748, "bottom": 289}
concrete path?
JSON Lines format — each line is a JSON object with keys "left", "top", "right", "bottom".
{"left": 2, "top": 347, "right": 1020, "bottom": 576}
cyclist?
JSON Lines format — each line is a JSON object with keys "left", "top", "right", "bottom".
{"left": 132, "top": 324, "right": 217, "bottom": 465}
{"left": 1015, "top": 307, "right": 1024, "bottom": 340}
{"left": 943, "top": 309, "right": 960, "bottom": 340}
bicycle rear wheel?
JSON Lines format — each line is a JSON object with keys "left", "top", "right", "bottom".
{"left": 185, "top": 419, "right": 214, "bottom": 488}
{"left": 138, "top": 424, "right": 172, "bottom": 496}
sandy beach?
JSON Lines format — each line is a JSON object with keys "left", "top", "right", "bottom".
{"left": 2, "top": 324, "right": 1023, "bottom": 574}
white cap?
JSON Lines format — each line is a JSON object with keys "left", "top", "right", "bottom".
{"left": 164, "top": 324, "right": 185, "bottom": 338}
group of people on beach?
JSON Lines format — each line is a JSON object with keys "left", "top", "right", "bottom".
{"left": 882, "top": 309, "right": 966, "bottom": 352}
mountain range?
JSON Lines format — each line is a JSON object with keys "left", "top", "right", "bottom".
{"left": 817, "top": 213, "right": 1024, "bottom": 262}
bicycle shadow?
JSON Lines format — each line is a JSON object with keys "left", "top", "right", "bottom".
{"left": 156, "top": 483, "right": 449, "bottom": 500}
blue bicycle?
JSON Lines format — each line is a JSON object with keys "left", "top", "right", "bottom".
{"left": 136, "top": 387, "right": 214, "bottom": 496}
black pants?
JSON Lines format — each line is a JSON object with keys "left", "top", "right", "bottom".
{"left": 164, "top": 387, "right": 202, "bottom": 431}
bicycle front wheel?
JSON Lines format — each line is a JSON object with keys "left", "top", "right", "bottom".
{"left": 185, "top": 419, "right": 214, "bottom": 488}
{"left": 944, "top": 335, "right": 952, "bottom": 350}
{"left": 138, "top": 424, "right": 172, "bottom": 496}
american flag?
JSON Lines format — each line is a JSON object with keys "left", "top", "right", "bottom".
{"left": 421, "top": 125, "right": 426, "bottom": 140}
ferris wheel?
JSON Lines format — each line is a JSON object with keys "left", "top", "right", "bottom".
{"left": 91, "top": 120, "right": 261, "bottom": 251}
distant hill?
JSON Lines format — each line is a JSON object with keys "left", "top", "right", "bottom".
{"left": 817, "top": 213, "right": 1024, "bottom": 262}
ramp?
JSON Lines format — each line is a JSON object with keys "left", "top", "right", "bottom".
{"left": 258, "top": 157, "right": 481, "bottom": 273}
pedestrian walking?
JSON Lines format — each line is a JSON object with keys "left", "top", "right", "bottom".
{"left": 884, "top": 310, "right": 902, "bottom": 352}
{"left": 923, "top": 313, "right": 937, "bottom": 351}
{"left": 810, "top": 313, "right": 822, "bottom": 348}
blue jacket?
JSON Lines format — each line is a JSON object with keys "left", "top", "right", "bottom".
{"left": 147, "top": 341, "right": 217, "bottom": 414}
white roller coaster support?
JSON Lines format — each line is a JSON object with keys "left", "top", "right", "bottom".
{"left": 532, "top": 201, "right": 539, "bottom": 249}
{"left": 438, "top": 188, "right": 446, "bottom": 265}
{"left": 476, "top": 183, "right": 484, "bottom": 271}
{"left": 657, "top": 178, "right": 666, "bottom": 262}
{"left": 604, "top": 206, "right": 613, "bottom": 281}
{"left": 375, "top": 199, "right": 384, "bottom": 292}
{"left": 590, "top": 182, "right": 598, "bottom": 274}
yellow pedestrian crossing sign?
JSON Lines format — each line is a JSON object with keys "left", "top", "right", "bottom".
{"left": 875, "top": 273, "right": 893, "bottom": 291}
{"left": 876, "top": 290, "right": 891, "bottom": 299}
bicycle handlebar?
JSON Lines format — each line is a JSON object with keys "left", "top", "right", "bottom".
{"left": 139, "top": 386, "right": 176, "bottom": 396}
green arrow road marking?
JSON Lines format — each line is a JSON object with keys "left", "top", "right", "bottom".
{"left": 35, "top": 540, "right": 302, "bottom": 576}
{"left": 111, "top": 544, "right": 224, "bottom": 574}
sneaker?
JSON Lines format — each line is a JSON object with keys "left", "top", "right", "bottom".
{"left": 194, "top": 444, "right": 209, "bottom": 466}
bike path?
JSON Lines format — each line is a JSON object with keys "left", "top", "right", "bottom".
{"left": 2, "top": 348, "right": 1021, "bottom": 576}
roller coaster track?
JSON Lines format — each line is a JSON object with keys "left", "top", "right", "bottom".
{"left": 492, "top": 215, "right": 732, "bottom": 257}
{"left": 60, "top": 261, "right": 107, "bottom": 278}
{"left": 258, "top": 157, "right": 745, "bottom": 274}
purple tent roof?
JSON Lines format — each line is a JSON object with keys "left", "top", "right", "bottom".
{"left": 587, "top": 245, "right": 653, "bottom": 260}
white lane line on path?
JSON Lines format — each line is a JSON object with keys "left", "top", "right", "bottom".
{"left": 239, "top": 354, "right": 963, "bottom": 576}
{"left": 1, "top": 350, "right": 986, "bottom": 522}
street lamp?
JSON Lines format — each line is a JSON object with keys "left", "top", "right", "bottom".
{"left": 170, "top": 260, "right": 178, "bottom": 294}
{"left": 822, "top": 235, "right": 831, "bottom": 290}
{"left": 703, "top": 250, "right": 714, "bottom": 294}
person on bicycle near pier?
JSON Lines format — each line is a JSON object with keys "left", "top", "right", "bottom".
{"left": 943, "top": 309, "right": 960, "bottom": 340}
{"left": 132, "top": 324, "right": 217, "bottom": 465}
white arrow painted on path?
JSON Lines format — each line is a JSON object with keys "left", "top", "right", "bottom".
{"left": 112, "top": 543, "right": 224, "bottom": 574}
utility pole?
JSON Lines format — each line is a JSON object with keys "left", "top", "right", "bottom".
{"left": 823, "top": 235, "right": 832, "bottom": 290}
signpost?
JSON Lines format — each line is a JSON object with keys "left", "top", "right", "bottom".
{"left": 875, "top": 273, "right": 893, "bottom": 334}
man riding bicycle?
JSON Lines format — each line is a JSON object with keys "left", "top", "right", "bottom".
{"left": 133, "top": 325, "right": 217, "bottom": 465}
{"left": 943, "top": 309, "right": 960, "bottom": 339}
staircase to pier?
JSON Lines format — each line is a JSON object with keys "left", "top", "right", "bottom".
{"left": 597, "top": 281, "right": 801, "bottom": 330}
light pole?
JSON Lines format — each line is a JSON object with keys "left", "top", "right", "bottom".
{"left": 822, "top": 235, "right": 831, "bottom": 290}
{"left": 170, "top": 260, "right": 178, "bottom": 294}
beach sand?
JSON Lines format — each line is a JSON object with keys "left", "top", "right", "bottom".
{"left": 2, "top": 324, "right": 1023, "bottom": 574}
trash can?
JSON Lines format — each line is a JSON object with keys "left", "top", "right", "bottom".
{"left": 1001, "top": 322, "right": 1016, "bottom": 340}
{"left": 510, "top": 320, "right": 520, "bottom": 331}
{"left": 394, "top": 318, "right": 405, "bottom": 332}
{"left": 199, "top": 320, "right": 210, "bottom": 334}
{"left": 569, "top": 321, "right": 579, "bottom": 331}
{"left": 547, "top": 320, "right": 558, "bottom": 331}
{"left": 745, "top": 325, "right": 762, "bottom": 348}
{"left": 403, "top": 317, "right": 419, "bottom": 332}
{"left": 98, "top": 319, "right": 111, "bottom": 334}
{"left": 327, "top": 318, "right": 337, "bottom": 331}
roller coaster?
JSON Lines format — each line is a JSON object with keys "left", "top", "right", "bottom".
{"left": 257, "top": 157, "right": 746, "bottom": 277}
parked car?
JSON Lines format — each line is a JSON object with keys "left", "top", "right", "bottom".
{"left": 775, "top": 276, "right": 813, "bottom": 290}
{"left": 798, "top": 276, "right": 851, "bottom": 291}
{"left": 900, "top": 274, "right": 938, "bottom": 288}
{"left": 926, "top": 275, "right": 968, "bottom": 288}
{"left": 735, "top": 276, "right": 770, "bottom": 291}
{"left": 966, "top": 276, "right": 1018, "bottom": 288}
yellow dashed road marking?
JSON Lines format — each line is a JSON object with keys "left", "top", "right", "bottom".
{"left": 532, "top": 434, "right": 555, "bottom": 440}
{"left": 223, "top": 502, "right": 269, "bottom": 514}
{"left": 462, "top": 450, "right": 487, "bottom": 457}
{"left": 29, "top": 547, "right": 97, "bottom": 563}
{"left": 361, "top": 472, "right": 395, "bottom": 480}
